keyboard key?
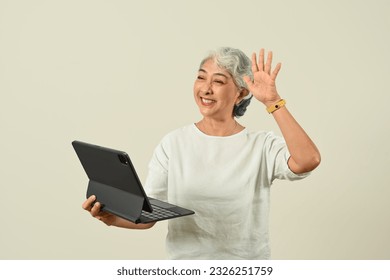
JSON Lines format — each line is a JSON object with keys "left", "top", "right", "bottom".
{"left": 141, "top": 204, "right": 179, "bottom": 220}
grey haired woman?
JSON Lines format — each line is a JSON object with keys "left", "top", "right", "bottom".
{"left": 82, "top": 47, "right": 321, "bottom": 259}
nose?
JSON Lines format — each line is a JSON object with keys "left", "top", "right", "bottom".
{"left": 200, "top": 82, "right": 212, "bottom": 95}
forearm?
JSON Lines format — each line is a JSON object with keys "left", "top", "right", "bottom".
{"left": 112, "top": 217, "right": 156, "bottom": 230}
{"left": 271, "top": 105, "right": 321, "bottom": 174}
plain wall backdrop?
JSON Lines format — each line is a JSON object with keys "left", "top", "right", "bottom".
{"left": 1, "top": 0, "right": 389, "bottom": 259}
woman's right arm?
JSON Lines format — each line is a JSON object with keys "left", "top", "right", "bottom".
{"left": 82, "top": 195, "right": 155, "bottom": 230}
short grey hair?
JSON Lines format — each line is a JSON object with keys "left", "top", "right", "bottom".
{"left": 200, "top": 47, "right": 254, "bottom": 117}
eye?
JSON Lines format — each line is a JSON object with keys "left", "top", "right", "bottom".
{"left": 213, "top": 80, "right": 224, "bottom": 84}
{"left": 197, "top": 76, "right": 205, "bottom": 80}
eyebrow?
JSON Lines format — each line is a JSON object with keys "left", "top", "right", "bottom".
{"left": 198, "top": 68, "right": 230, "bottom": 79}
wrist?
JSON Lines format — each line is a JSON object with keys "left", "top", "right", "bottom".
{"left": 266, "top": 99, "right": 286, "bottom": 114}
{"left": 262, "top": 95, "right": 282, "bottom": 107}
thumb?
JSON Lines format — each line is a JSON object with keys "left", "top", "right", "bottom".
{"left": 243, "top": 76, "right": 254, "bottom": 91}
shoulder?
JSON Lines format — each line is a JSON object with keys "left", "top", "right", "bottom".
{"left": 148, "top": 126, "right": 193, "bottom": 165}
{"left": 156, "top": 124, "right": 196, "bottom": 151}
{"left": 246, "top": 129, "right": 284, "bottom": 143}
{"left": 241, "top": 130, "right": 287, "bottom": 156}
{"left": 161, "top": 124, "right": 195, "bottom": 141}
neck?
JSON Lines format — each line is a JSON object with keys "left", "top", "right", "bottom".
{"left": 196, "top": 117, "right": 243, "bottom": 136}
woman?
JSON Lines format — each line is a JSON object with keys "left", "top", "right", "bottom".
{"left": 82, "top": 47, "right": 321, "bottom": 259}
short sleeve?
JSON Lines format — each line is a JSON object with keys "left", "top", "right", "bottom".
{"left": 263, "top": 132, "right": 310, "bottom": 184}
{"left": 144, "top": 139, "right": 169, "bottom": 201}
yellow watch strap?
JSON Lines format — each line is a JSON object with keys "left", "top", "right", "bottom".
{"left": 266, "top": 99, "right": 286, "bottom": 114}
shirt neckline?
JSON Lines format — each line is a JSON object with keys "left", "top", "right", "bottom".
{"left": 192, "top": 123, "right": 247, "bottom": 139}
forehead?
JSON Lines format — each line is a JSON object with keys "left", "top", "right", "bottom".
{"left": 199, "top": 59, "right": 231, "bottom": 77}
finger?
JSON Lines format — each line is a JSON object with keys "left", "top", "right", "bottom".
{"left": 82, "top": 195, "right": 96, "bottom": 211}
{"left": 244, "top": 76, "right": 256, "bottom": 93}
{"left": 90, "top": 201, "right": 102, "bottom": 217}
{"left": 271, "top": 63, "right": 282, "bottom": 80}
{"left": 251, "top": 52, "right": 259, "bottom": 72}
{"left": 258, "top": 48, "right": 265, "bottom": 71}
{"left": 264, "top": 51, "right": 273, "bottom": 74}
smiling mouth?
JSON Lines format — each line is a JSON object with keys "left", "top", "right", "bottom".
{"left": 201, "top": 97, "right": 216, "bottom": 105}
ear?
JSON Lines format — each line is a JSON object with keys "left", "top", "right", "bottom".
{"left": 235, "top": 88, "right": 250, "bottom": 105}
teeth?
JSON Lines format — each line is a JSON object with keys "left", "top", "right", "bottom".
{"left": 202, "top": 98, "right": 215, "bottom": 104}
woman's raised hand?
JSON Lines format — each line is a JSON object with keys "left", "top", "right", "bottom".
{"left": 244, "top": 48, "right": 282, "bottom": 107}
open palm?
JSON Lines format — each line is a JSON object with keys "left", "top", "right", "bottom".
{"left": 244, "top": 49, "right": 282, "bottom": 107}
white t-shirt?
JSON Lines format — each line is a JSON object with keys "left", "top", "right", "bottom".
{"left": 144, "top": 124, "right": 309, "bottom": 259}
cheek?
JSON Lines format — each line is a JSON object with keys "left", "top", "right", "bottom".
{"left": 193, "top": 83, "right": 202, "bottom": 104}
{"left": 224, "top": 90, "right": 240, "bottom": 104}
{"left": 193, "top": 85, "right": 198, "bottom": 102}
{"left": 193, "top": 81, "right": 200, "bottom": 95}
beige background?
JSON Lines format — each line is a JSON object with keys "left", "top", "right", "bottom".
{"left": 1, "top": 0, "right": 389, "bottom": 259}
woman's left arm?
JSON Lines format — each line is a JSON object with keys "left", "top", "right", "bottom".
{"left": 270, "top": 105, "right": 321, "bottom": 174}
{"left": 244, "top": 49, "right": 321, "bottom": 174}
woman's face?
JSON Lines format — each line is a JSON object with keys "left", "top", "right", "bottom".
{"left": 193, "top": 59, "right": 242, "bottom": 120}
